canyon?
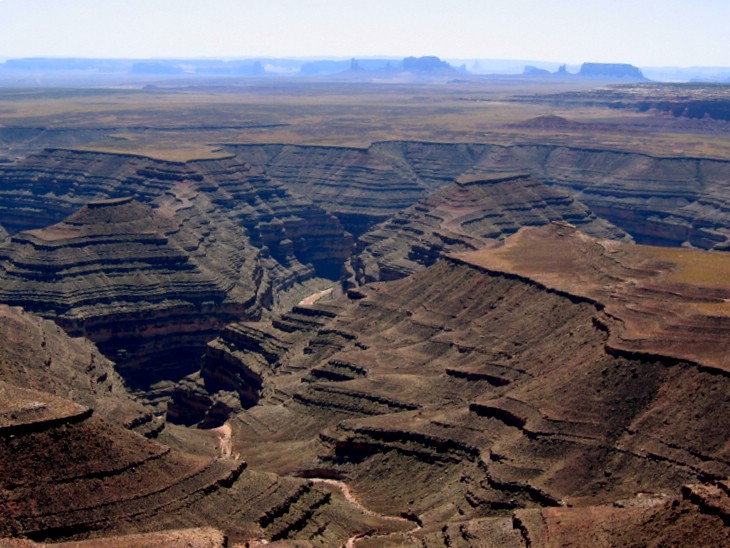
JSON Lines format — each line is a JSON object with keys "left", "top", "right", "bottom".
{"left": 1, "top": 80, "right": 729, "bottom": 545}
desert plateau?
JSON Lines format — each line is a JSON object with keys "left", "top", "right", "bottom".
{"left": 0, "top": 44, "right": 729, "bottom": 548}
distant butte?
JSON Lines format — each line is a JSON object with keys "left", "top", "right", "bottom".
{"left": 456, "top": 223, "right": 730, "bottom": 373}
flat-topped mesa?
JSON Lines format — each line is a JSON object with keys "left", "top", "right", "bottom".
{"left": 349, "top": 171, "right": 628, "bottom": 284}
{"left": 69, "top": 196, "right": 139, "bottom": 221}
{"left": 456, "top": 223, "right": 730, "bottom": 373}
{"left": 24, "top": 196, "right": 168, "bottom": 241}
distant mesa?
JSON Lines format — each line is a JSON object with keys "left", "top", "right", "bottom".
{"left": 513, "top": 114, "right": 582, "bottom": 129}
{"left": 578, "top": 62, "right": 647, "bottom": 80}
{"left": 130, "top": 61, "right": 185, "bottom": 75}
{"left": 522, "top": 62, "right": 648, "bottom": 81}
{"left": 1, "top": 55, "right": 651, "bottom": 81}
{"left": 302, "top": 55, "right": 457, "bottom": 76}
{"left": 402, "top": 55, "right": 456, "bottom": 73}
{"left": 522, "top": 65, "right": 552, "bottom": 77}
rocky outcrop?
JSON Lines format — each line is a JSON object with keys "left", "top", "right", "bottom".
{"left": 0, "top": 304, "right": 156, "bottom": 435}
{"left": 0, "top": 381, "right": 243, "bottom": 541}
{"left": 0, "top": 381, "right": 405, "bottom": 545}
{"left": 349, "top": 172, "right": 629, "bottom": 283}
{"left": 402, "top": 56, "right": 456, "bottom": 73}
{"left": 171, "top": 303, "right": 341, "bottom": 425}
{"left": 510, "top": 481, "right": 730, "bottom": 547}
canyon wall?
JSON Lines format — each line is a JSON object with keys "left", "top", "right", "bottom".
{"left": 230, "top": 141, "right": 730, "bottom": 250}
{"left": 198, "top": 229, "right": 730, "bottom": 541}
{"left": 0, "top": 150, "right": 352, "bottom": 390}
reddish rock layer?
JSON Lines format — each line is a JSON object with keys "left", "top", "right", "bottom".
{"left": 457, "top": 222, "right": 730, "bottom": 373}
{"left": 350, "top": 172, "right": 628, "bottom": 283}
{"left": 200, "top": 243, "right": 730, "bottom": 543}
{"left": 0, "top": 381, "right": 406, "bottom": 545}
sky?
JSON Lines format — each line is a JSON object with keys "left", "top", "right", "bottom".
{"left": 1, "top": 0, "right": 729, "bottom": 67}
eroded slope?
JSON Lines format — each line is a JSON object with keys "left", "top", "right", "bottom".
{"left": 0, "top": 197, "right": 260, "bottom": 386}
{"left": 231, "top": 141, "right": 730, "bottom": 249}
{"left": 458, "top": 222, "right": 730, "bottom": 373}
{"left": 350, "top": 172, "right": 629, "bottom": 283}
{"left": 199, "top": 228, "right": 730, "bottom": 543}
{"left": 0, "top": 381, "right": 409, "bottom": 545}
{"left": 0, "top": 304, "right": 154, "bottom": 435}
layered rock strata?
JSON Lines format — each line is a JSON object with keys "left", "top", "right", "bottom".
{"left": 0, "top": 148, "right": 355, "bottom": 390}
{"left": 0, "top": 304, "right": 155, "bottom": 435}
{"left": 0, "top": 147, "right": 356, "bottom": 382}
{"left": 349, "top": 172, "right": 629, "bottom": 283}
{"left": 4, "top": 142, "right": 730, "bottom": 255}
{"left": 230, "top": 141, "right": 730, "bottom": 249}
{"left": 0, "top": 149, "right": 351, "bottom": 279}
{"left": 226, "top": 144, "right": 428, "bottom": 237}
{"left": 458, "top": 223, "right": 730, "bottom": 373}
{"left": 199, "top": 228, "right": 730, "bottom": 543}
{"left": 0, "top": 382, "right": 408, "bottom": 545}
{"left": 0, "top": 197, "right": 259, "bottom": 385}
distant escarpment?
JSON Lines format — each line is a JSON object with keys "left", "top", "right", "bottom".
{"left": 198, "top": 228, "right": 730, "bottom": 542}
{"left": 225, "top": 143, "right": 428, "bottom": 237}
{"left": 5, "top": 142, "right": 730, "bottom": 257}
{"left": 349, "top": 172, "right": 629, "bottom": 283}
{"left": 229, "top": 141, "right": 730, "bottom": 250}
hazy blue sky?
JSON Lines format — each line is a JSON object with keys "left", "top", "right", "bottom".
{"left": 1, "top": 0, "right": 728, "bottom": 67}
